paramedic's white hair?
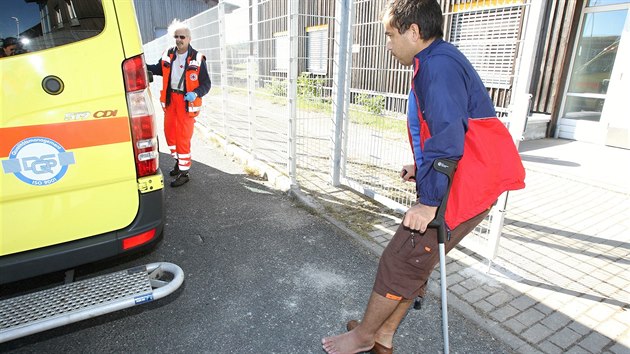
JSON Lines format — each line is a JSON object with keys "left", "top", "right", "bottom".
{"left": 168, "top": 19, "right": 191, "bottom": 39}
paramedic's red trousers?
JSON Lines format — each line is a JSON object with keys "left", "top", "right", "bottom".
{"left": 164, "top": 92, "right": 195, "bottom": 172}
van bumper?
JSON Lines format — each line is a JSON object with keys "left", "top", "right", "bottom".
{"left": 0, "top": 188, "right": 164, "bottom": 285}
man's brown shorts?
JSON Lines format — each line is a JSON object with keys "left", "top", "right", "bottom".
{"left": 373, "top": 209, "right": 490, "bottom": 300}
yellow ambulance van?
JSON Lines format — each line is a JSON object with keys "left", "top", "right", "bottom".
{"left": 0, "top": 0, "right": 164, "bottom": 284}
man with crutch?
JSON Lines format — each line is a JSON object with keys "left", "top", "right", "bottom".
{"left": 322, "top": 1, "right": 525, "bottom": 353}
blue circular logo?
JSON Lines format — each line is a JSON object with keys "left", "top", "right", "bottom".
{"left": 6, "top": 137, "right": 73, "bottom": 186}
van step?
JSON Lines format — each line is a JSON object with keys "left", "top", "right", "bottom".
{"left": 0, "top": 262, "right": 184, "bottom": 343}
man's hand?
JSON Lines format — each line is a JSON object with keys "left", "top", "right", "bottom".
{"left": 184, "top": 92, "right": 197, "bottom": 102}
{"left": 403, "top": 203, "right": 437, "bottom": 233}
{"left": 401, "top": 164, "right": 416, "bottom": 181}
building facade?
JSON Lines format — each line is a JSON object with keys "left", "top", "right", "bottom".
{"left": 133, "top": 0, "right": 217, "bottom": 43}
{"left": 538, "top": 0, "right": 629, "bottom": 149}
{"left": 252, "top": 0, "right": 630, "bottom": 148}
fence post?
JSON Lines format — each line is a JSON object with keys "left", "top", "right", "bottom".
{"left": 287, "top": 0, "right": 298, "bottom": 186}
{"left": 218, "top": 0, "right": 229, "bottom": 143}
{"left": 248, "top": 55, "right": 257, "bottom": 157}
{"left": 331, "top": 0, "right": 351, "bottom": 186}
{"left": 508, "top": 1, "right": 546, "bottom": 144}
{"left": 340, "top": 0, "right": 354, "bottom": 181}
{"left": 486, "top": 0, "right": 545, "bottom": 269}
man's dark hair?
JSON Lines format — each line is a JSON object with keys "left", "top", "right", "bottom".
{"left": 383, "top": 0, "right": 444, "bottom": 40}
{"left": 2, "top": 37, "right": 18, "bottom": 48}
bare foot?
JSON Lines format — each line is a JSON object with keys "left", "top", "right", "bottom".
{"left": 322, "top": 331, "right": 374, "bottom": 354}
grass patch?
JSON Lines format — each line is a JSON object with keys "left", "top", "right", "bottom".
{"left": 244, "top": 165, "right": 262, "bottom": 178}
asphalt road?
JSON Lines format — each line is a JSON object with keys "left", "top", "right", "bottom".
{"left": 0, "top": 135, "right": 514, "bottom": 353}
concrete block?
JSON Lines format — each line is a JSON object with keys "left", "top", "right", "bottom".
{"left": 609, "top": 342, "right": 630, "bottom": 354}
{"left": 446, "top": 271, "right": 465, "bottom": 282}
{"left": 569, "top": 320, "right": 595, "bottom": 336}
{"left": 586, "top": 304, "right": 617, "bottom": 322}
{"left": 564, "top": 345, "right": 590, "bottom": 354}
{"left": 515, "top": 308, "right": 546, "bottom": 327}
{"left": 559, "top": 300, "right": 589, "bottom": 318}
{"left": 367, "top": 229, "right": 386, "bottom": 238}
{"left": 534, "top": 302, "right": 556, "bottom": 315}
{"left": 516, "top": 344, "right": 546, "bottom": 354}
{"left": 577, "top": 332, "right": 612, "bottom": 353}
{"left": 459, "top": 277, "right": 479, "bottom": 291}
{"left": 449, "top": 283, "right": 467, "bottom": 296}
{"left": 540, "top": 311, "right": 572, "bottom": 331}
{"left": 490, "top": 305, "right": 519, "bottom": 322}
{"left": 464, "top": 287, "right": 491, "bottom": 303}
{"left": 473, "top": 299, "right": 495, "bottom": 313}
{"left": 536, "top": 341, "right": 564, "bottom": 354}
{"left": 486, "top": 290, "right": 514, "bottom": 307}
{"left": 504, "top": 318, "right": 527, "bottom": 334}
{"left": 511, "top": 294, "right": 538, "bottom": 311}
{"left": 522, "top": 323, "right": 552, "bottom": 344}
{"left": 612, "top": 307, "right": 630, "bottom": 326}
{"left": 549, "top": 327, "right": 583, "bottom": 349}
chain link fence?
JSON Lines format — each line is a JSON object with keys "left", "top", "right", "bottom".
{"left": 142, "top": 0, "right": 531, "bottom": 262}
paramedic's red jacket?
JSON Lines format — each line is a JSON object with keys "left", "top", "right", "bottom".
{"left": 408, "top": 39, "right": 525, "bottom": 229}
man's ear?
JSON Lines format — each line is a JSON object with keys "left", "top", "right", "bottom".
{"left": 410, "top": 23, "right": 422, "bottom": 41}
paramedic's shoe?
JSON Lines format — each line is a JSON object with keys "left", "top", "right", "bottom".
{"left": 169, "top": 161, "right": 180, "bottom": 176}
{"left": 170, "top": 172, "right": 189, "bottom": 188}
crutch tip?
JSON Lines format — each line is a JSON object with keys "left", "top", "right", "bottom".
{"left": 413, "top": 296, "right": 423, "bottom": 310}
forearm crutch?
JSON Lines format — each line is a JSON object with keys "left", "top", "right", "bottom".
{"left": 428, "top": 158, "right": 458, "bottom": 354}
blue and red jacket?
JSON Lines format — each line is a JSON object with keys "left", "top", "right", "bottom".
{"left": 408, "top": 39, "right": 525, "bottom": 229}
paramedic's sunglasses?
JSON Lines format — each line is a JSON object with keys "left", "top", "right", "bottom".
{"left": 174, "top": 35, "right": 186, "bottom": 39}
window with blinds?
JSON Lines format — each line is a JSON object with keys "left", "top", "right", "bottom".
{"left": 449, "top": 5, "right": 524, "bottom": 89}
{"left": 306, "top": 25, "right": 328, "bottom": 74}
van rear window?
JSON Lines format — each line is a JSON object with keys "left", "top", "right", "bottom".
{"left": 1, "top": 0, "right": 105, "bottom": 59}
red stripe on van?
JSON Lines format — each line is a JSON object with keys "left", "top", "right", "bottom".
{"left": 0, "top": 118, "right": 131, "bottom": 158}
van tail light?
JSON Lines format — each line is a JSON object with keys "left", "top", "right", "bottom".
{"left": 122, "top": 54, "right": 159, "bottom": 178}
{"left": 122, "top": 228, "right": 157, "bottom": 250}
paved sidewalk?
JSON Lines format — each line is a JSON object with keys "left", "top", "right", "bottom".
{"left": 359, "top": 140, "right": 626, "bottom": 353}
{"left": 202, "top": 123, "right": 629, "bottom": 353}
{"left": 291, "top": 138, "right": 630, "bottom": 354}
{"left": 441, "top": 139, "right": 630, "bottom": 354}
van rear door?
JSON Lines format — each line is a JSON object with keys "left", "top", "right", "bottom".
{"left": 0, "top": 0, "right": 141, "bottom": 257}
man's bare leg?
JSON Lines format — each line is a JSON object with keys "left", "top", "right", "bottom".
{"left": 374, "top": 299, "right": 413, "bottom": 348}
{"left": 322, "top": 292, "right": 400, "bottom": 354}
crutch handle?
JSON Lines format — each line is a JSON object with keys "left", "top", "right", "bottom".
{"left": 427, "top": 159, "right": 458, "bottom": 244}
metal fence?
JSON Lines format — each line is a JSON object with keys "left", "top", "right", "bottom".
{"left": 142, "top": 0, "right": 535, "bottom": 263}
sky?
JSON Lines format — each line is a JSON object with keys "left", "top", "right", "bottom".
{"left": 0, "top": 1, "right": 40, "bottom": 39}
{"left": 583, "top": 9, "right": 627, "bottom": 37}
{"left": 0, "top": 0, "right": 249, "bottom": 42}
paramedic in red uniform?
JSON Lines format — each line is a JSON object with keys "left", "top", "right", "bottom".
{"left": 322, "top": 1, "right": 525, "bottom": 353}
{"left": 148, "top": 20, "right": 211, "bottom": 187}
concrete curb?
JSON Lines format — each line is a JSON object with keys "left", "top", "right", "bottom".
{"left": 288, "top": 186, "right": 385, "bottom": 258}
{"left": 194, "top": 123, "right": 384, "bottom": 258}
{"left": 194, "top": 122, "right": 292, "bottom": 192}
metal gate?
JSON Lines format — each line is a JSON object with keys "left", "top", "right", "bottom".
{"left": 142, "top": 0, "right": 538, "bottom": 262}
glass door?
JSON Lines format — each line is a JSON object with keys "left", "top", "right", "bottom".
{"left": 558, "top": 1, "right": 630, "bottom": 144}
{"left": 601, "top": 5, "right": 630, "bottom": 148}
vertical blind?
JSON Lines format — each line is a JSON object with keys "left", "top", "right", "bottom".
{"left": 449, "top": 5, "right": 524, "bottom": 89}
